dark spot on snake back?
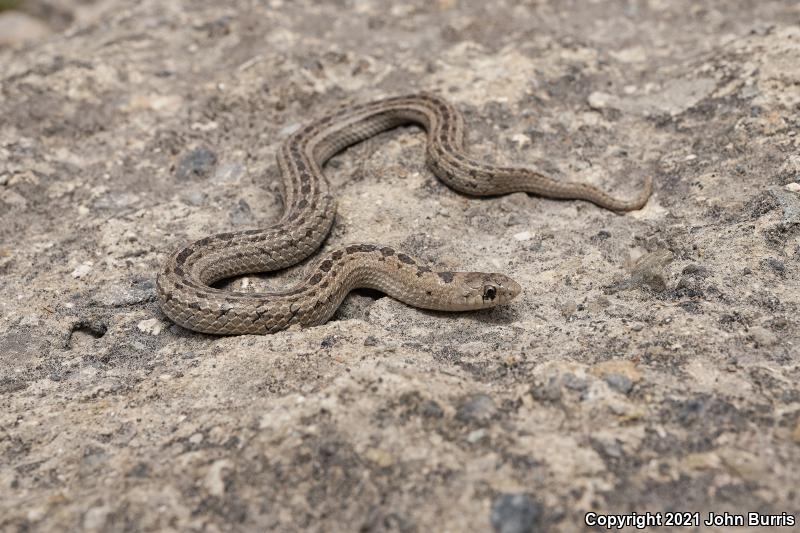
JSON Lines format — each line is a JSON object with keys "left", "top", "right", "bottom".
{"left": 319, "top": 260, "right": 333, "bottom": 272}
{"left": 397, "top": 253, "right": 415, "bottom": 265}
{"left": 308, "top": 273, "right": 323, "bottom": 285}
{"left": 380, "top": 247, "right": 395, "bottom": 256}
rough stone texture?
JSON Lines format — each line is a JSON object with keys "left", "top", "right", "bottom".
{"left": 1, "top": 1, "right": 799, "bottom": 531}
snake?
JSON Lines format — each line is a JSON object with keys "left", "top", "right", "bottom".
{"left": 156, "top": 93, "right": 652, "bottom": 335}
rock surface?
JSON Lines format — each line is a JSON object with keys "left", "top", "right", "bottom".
{"left": 1, "top": 1, "right": 799, "bottom": 531}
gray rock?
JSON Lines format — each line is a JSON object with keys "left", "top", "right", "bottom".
{"left": 604, "top": 373, "right": 633, "bottom": 395}
{"left": 181, "top": 190, "right": 206, "bottom": 206}
{"left": 769, "top": 186, "right": 800, "bottom": 224}
{"left": 455, "top": 394, "right": 496, "bottom": 425}
{"left": 176, "top": 147, "right": 218, "bottom": 180}
{"left": 490, "top": 493, "right": 540, "bottom": 533}
{"left": 420, "top": 400, "right": 444, "bottom": 419}
{"left": 562, "top": 373, "right": 587, "bottom": 391}
{"left": 531, "top": 376, "right": 562, "bottom": 403}
{"left": 229, "top": 198, "right": 253, "bottom": 225}
{"left": 681, "top": 263, "right": 710, "bottom": 277}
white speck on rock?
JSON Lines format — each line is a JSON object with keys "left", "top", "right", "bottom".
{"left": 785, "top": 182, "right": 800, "bottom": 193}
{"left": 513, "top": 231, "right": 533, "bottom": 241}
{"left": 205, "top": 459, "right": 233, "bottom": 497}
{"left": 26, "top": 507, "right": 45, "bottom": 522}
{"left": 191, "top": 121, "right": 218, "bottom": 132}
{"left": 466, "top": 429, "right": 487, "bottom": 443}
{"left": 510, "top": 133, "right": 529, "bottom": 147}
{"left": 137, "top": 318, "right": 163, "bottom": 335}
{"left": 588, "top": 91, "right": 613, "bottom": 110}
{"left": 71, "top": 263, "right": 93, "bottom": 279}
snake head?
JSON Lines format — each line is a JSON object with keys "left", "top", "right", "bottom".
{"left": 445, "top": 272, "right": 521, "bottom": 310}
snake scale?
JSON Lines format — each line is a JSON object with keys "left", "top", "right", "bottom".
{"left": 157, "top": 93, "right": 652, "bottom": 335}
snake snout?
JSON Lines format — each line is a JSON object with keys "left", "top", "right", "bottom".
{"left": 488, "top": 274, "right": 521, "bottom": 305}
{"left": 503, "top": 277, "right": 522, "bottom": 302}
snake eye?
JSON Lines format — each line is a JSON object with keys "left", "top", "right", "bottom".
{"left": 483, "top": 285, "right": 497, "bottom": 301}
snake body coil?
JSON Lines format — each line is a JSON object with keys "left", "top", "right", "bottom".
{"left": 157, "top": 94, "right": 651, "bottom": 334}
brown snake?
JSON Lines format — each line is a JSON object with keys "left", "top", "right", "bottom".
{"left": 157, "top": 93, "right": 652, "bottom": 335}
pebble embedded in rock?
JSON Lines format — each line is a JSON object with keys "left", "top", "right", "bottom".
{"left": 761, "top": 258, "right": 785, "bottom": 276}
{"left": 531, "top": 376, "right": 562, "bottom": 403}
{"left": 137, "top": 318, "right": 163, "bottom": 335}
{"left": 229, "top": 199, "right": 253, "bottom": 225}
{"left": 182, "top": 190, "right": 206, "bottom": 206}
{"left": 604, "top": 373, "right": 633, "bottom": 394}
{"left": 176, "top": 147, "right": 218, "bottom": 180}
{"left": 420, "top": 400, "right": 444, "bottom": 419}
{"left": 588, "top": 91, "right": 614, "bottom": 110}
{"left": 455, "top": 393, "right": 496, "bottom": 425}
{"left": 681, "top": 263, "right": 710, "bottom": 277}
{"left": 363, "top": 335, "right": 378, "bottom": 346}
{"left": 675, "top": 275, "right": 703, "bottom": 297}
{"left": 562, "top": 373, "right": 587, "bottom": 391}
{"left": 71, "top": 263, "right": 93, "bottom": 279}
{"left": 769, "top": 185, "right": 800, "bottom": 223}
{"left": 466, "top": 429, "right": 487, "bottom": 443}
{"left": 490, "top": 493, "right": 541, "bottom": 533}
